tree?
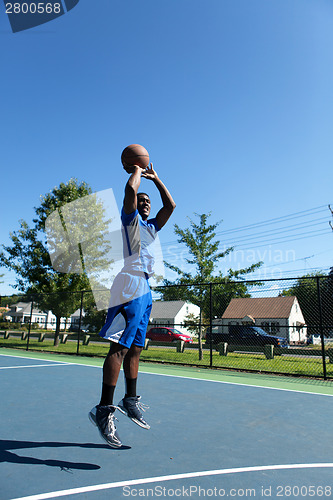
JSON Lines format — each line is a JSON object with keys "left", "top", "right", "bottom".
{"left": 83, "top": 304, "right": 107, "bottom": 333}
{"left": 158, "top": 213, "right": 263, "bottom": 358}
{"left": 0, "top": 179, "right": 111, "bottom": 345}
{"left": 281, "top": 269, "right": 333, "bottom": 336}
{"left": 321, "top": 267, "right": 333, "bottom": 330}
{"left": 1, "top": 293, "right": 30, "bottom": 307}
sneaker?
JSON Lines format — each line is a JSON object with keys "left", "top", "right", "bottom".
{"left": 118, "top": 396, "right": 150, "bottom": 429}
{"left": 89, "top": 405, "right": 122, "bottom": 448}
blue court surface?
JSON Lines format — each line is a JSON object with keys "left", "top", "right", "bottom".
{"left": 1, "top": 348, "right": 333, "bottom": 500}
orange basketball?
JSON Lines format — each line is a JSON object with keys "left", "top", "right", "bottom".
{"left": 121, "top": 144, "right": 150, "bottom": 169}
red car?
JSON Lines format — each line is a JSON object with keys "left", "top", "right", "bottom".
{"left": 146, "top": 327, "right": 193, "bottom": 343}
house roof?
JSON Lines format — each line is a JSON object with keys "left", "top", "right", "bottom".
{"left": 8, "top": 302, "right": 46, "bottom": 316}
{"left": 151, "top": 301, "right": 186, "bottom": 318}
{"left": 222, "top": 296, "right": 296, "bottom": 319}
{"left": 71, "top": 308, "right": 86, "bottom": 318}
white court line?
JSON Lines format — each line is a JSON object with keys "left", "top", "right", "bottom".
{"left": 142, "top": 370, "right": 333, "bottom": 398}
{"left": 1, "top": 352, "right": 333, "bottom": 397}
{"left": 0, "top": 353, "right": 70, "bottom": 364}
{"left": 0, "top": 363, "right": 71, "bottom": 370}
{"left": 9, "top": 463, "right": 333, "bottom": 500}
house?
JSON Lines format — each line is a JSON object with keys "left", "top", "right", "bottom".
{"left": 4, "top": 302, "right": 71, "bottom": 331}
{"left": 5, "top": 302, "right": 48, "bottom": 326}
{"left": 70, "top": 308, "right": 89, "bottom": 331}
{"left": 149, "top": 300, "right": 200, "bottom": 336}
{"left": 215, "top": 296, "right": 307, "bottom": 344}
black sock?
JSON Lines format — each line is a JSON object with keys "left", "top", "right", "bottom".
{"left": 99, "top": 383, "right": 116, "bottom": 406}
{"left": 125, "top": 377, "right": 137, "bottom": 398}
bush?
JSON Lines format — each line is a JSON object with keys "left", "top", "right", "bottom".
{"left": 0, "top": 322, "right": 27, "bottom": 330}
{"left": 0, "top": 322, "right": 12, "bottom": 329}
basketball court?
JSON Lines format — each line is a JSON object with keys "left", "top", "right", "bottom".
{"left": 1, "top": 347, "right": 333, "bottom": 500}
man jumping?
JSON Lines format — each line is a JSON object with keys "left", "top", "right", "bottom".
{"left": 89, "top": 161, "right": 176, "bottom": 447}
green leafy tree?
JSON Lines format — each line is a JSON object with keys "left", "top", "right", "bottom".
{"left": 321, "top": 267, "right": 333, "bottom": 329}
{"left": 281, "top": 269, "right": 333, "bottom": 336}
{"left": 158, "top": 213, "right": 263, "bottom": 358}
{"left": 1, "top": 293, "right": 28, "bottom": 307}
{"left": 183, "top": 311, "right": 209, "bottom": 340}
{"left": 0, "top": 179, "right": 111, "bottom": 345}
{"left": 83, "top": 304, "right": 107, "bottom": 333}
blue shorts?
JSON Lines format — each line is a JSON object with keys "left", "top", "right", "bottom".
{"left": 99, "top": 272, "right": 152, "bottom": 349}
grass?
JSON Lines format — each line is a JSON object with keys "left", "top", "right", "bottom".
{"left": 1, "top": 336, "right": 332, "bottom": 378}
{"left": 140, "top": 347, "right": 332, "bottom": 378}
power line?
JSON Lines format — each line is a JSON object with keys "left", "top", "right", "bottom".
{"left": 223, "top": 228, "right": 330, "bottom": 250}
{"left": 218, "top": 217, "right": 329, "bottom": 246}
{"left": 249, "top": 266, "right": 331, "bottom": 279}
{"left": 160, "top": 204, "right": 330, "bottom": 249}
{"left": 215, "top": 205, "right": 328, "bottom": 236}
{"left": 162, "top": 227, "right": 331, "bottom": 259}
{"left": 329, "top": 204, "right": 333, "bottom": 232}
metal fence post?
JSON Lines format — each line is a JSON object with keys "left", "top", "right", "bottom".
{"left": 316, "top": 276, "right": 327, "bottom": 380}
{"left": 76, "top": 290, "right": 84, "bottom": 355}
{"left": 209, "top": 282, "right": 213, "bottom": 368}
{"left": 26, "top": 299, "right": 34, "bottom": 351}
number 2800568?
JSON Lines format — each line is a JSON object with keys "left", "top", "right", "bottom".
{"left": 6, "top": 3, "right": 62, "bottom": 14}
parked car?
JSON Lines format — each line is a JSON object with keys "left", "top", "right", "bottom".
{"left": 69, "top": 325, "right": 89, "bottom": 333}
{"left": 146, "top": 327, "right": 193, "bottom": 343}
{"left": 205, "top": 325, "right": 288, "bottom": 348}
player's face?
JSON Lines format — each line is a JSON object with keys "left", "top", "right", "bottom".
{"left": 137, "top": 194, "right": 151, "bottom": 220}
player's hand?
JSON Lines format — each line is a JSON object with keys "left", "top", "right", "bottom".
{"left": 123, "top": 164, "right": 145, "bottom": 174}
{"left": 141, "top": 163, "right": 158, "bottom": 180}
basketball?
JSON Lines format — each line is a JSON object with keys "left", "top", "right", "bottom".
{"left": 121, "top": 144, "right": 150, "bottom": 169}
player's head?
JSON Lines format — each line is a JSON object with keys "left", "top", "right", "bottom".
{"left": 137, "top": 192, "right": 151, "bottom": 220}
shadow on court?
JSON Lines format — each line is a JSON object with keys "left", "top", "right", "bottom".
{"left": 0, "top": 439, "right": 131, "bottom": 471}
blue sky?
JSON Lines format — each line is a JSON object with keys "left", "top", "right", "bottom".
{"left": 0, "top": 0, "right": 332, "bottom": 296}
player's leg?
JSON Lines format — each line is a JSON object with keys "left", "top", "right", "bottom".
{"left": 89, "top": 342, "right": 128, "bottom": 448}
{"left": 101, "top": 342, "right": 129, "bottom": 404}
{"left": 90, "top": 274, "right": 150, "bottom": 442}
{"left": 118, "top": 347, "right": 150, "bottom": 429}
{"left": 90, "top": 297, "right": 130, "bottom": 448}
{"left": 118, "top": 293, "right": 152, "bottom": 429}
{"left": 123, "top": 343, "right": 143, "bottom": 396}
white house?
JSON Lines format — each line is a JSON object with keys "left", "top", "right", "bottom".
{"left": 5, "top": 302, "right": 71, "bottom": 331}
{"left": 149, "top": 300, "right": 200, "bottom": 336}
{"left": 214, "top": 296, "right": 307, "bottom": 344}
{"left": 70, "top": 308, "right": 89, "bottom": 331}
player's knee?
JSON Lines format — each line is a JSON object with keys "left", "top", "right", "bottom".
{"left": 108, "top": 342, "right": 128, "bottom": 358}
{"left": 131, "top": 344, "right": 143, "bottom": 355}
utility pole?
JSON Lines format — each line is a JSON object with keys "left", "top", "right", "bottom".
{"left": 303, "top": 255, "right": 314, "bottom": 274}
{"left": 329, "top": 205, "right": 333, "bottom": 231}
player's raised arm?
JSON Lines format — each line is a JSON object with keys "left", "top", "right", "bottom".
{"left": 142, "top": 163, "right": 176, "bottom": 229}
{"left": 123, "top": 165, "right": 144, "bottom": 215}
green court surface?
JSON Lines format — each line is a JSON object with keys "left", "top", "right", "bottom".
{"left": 2, "top": 346, "right": 333, "bottom": 397}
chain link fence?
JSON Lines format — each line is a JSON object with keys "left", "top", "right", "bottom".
{"left": 1, "top": 276, "right": 332, "bottom": 379}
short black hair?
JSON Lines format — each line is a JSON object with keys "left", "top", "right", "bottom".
{"left": 137, "top": 192, "right": 150, "bottom": 200}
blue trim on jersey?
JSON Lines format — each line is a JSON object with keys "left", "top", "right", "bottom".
{"left": 121, "top": 207, "right": 160, "bottom": 232}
